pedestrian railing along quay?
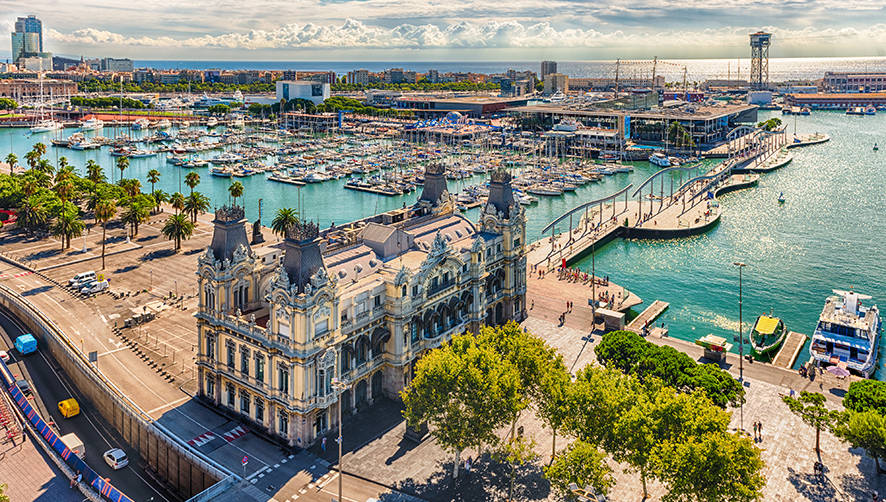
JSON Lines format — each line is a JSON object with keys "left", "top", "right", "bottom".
{"left": 0, "top": 282, "right": 233, "bottom": 499}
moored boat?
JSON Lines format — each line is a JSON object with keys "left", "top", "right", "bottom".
{"left": 749, "top": 315, "right": 787, "bottom": 358}
{"left": 809, "top": 289, "right": 881, "bottom": 377}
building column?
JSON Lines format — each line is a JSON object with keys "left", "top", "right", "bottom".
{"left": 349, "top": 383, "right": 357, "bottom": 414}
{"left": 366, "top": 376, "right": 374, "bottom": 406}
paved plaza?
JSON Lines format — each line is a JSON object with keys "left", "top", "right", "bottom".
{"left": 0, "top": 429, "right": 83, "bottom": 502}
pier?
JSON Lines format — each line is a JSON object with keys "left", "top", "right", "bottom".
{"left": 626, "top": 300, "right": 670, "bottom": 333}
{"left": 772, "top": 331, "right": 808, "bottom": 369}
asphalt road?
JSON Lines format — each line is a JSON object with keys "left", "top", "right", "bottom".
{"left": 0, "top": 306, "right": 175, "bottom": 502}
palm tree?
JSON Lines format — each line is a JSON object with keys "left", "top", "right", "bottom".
{"left": 50, "top": 204, "right": 84, "bottom": 251}
{"left": 54, "top": 180, "right": 75, "bottom": 205}
{"left": 271, "top": 207, "right": 299, "bottom": 238}
{"left": 147, "top": 169, "right": 161, "bottom": 197}
{"left": 228, "top": 181, "right": 244, "bottom": 206}
{"left": 4, "top": 153, "right": 16, "bottom": 174}
{"left": 161, "top": 212, "right": 195, "bottom": 251}
{"left": 35, "top": 159, "right": 54, "bottom": 177}
{"left": 86, "top": 160, "right": 105, "bottom": 185}
{"left": 184, "top": 171, "right": 200, "bottom": 196}
{"left": 94, "top": 198, "right": 116, "bottom": 270}
{"left": 16, "top": 198, "right": 48, "bottom": 235}
{"left": 184, "top": 191, "right": 211, "bottom": 223}
{"left": 120, "top": 201, "right": 149, "bottom": 238}
{"left": 116, "top": 156, "right": 130, "bottom": 182}
{"left": 120, "top": 178, "right": 141, "bottom": 198}
{"left": 33, "top": 142, "right": 46, "bottom": 159}
{"left": 170, "top": 192, "right": 185, "bottom": 214}
{"left": 57, "top": 156, "right": 69, "bottom": 172}
{"left": 24, "top": 150, "right": 39, "bottom": 170}
{"left": 152, "top": 189, "right": 169, "bottom": 214}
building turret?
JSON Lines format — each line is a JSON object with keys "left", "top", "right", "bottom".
{"left": 418, "top": 162, "right": 448, "bottom": 205}
{"left": 209, "top": 205, "right": 253, "bottom": 261}
{"left": 280, "top": 221, "right": 325, "bottom": 295}
{"left": 485, "top": 169, "right": 516, "bottom": 219}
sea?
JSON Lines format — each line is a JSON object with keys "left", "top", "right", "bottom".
{"left": 134, "top": 57, "right": 886, "bottom": 82}
{"left": 3, "top": 108, "right": 886, "bottom": 378}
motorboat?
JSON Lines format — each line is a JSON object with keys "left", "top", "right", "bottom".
{"left": 649, "top": 151, "right": 671, "bottom": 167}
{"left": 132, "top": 118, "right": 150, "bottom": 130}
{"left": 749, "top": 315, "right": 787, "bottom": 359}
{"left": 79, "top": 116, "right": 104, "bottom": 131}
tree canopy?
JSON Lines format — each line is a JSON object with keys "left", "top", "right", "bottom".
{"left": 844, "top": 380, "right": 886, "bottom": 415}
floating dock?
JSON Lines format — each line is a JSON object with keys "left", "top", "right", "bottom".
{"left": 627, "top": 300, "right": 670, "bottom": 333}
{"left": 772, "top": 331, "right": 808, "bottom": 369}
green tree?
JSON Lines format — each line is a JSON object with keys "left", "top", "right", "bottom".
{"left": 4, "top": 153, "right": 16, "bottom": 175}
{"left": 94, "top": 198, "right": 116, "bottom": 270}
{"left": 147, "top": 169, "right": 161, "bottom": 198}
{"left": 0, "top": 481, "right": 9, "bottom": 502}
{"left": 208, "top": 104, "right": 230, "bottom": 115}
{"left": 833, "top": 410, "right": 886, "bottom": 473}
{"left": 86, "top": 160, "right": 105, "bottom": 185}
{"left": 185, "top": 171, "right": 200, "bottom": 196}
{"left": 271, "top": 207, "right": 299, "bottom": 237}
{"left": 782, "top": 391, "right": 838, "bottom": 453}
{"left": 24, "top": 150, "right": 40, "bottom": 170}
{"left": 228, "top": 181, "right": 244, "bottom": 206}
{"left": 184, "top": 191, "right": 210, "bottom": 223}
{"left": 152, "top": 189, "right": 169, "bottom": 214}
{"left": 170, "top": 191, "right": 185, "bottom": 214}
{"left": 120, "top": 198, "right": 150, "bottom": 237}
{"left": 119, "top": 178, "right": 142, "bottom": 198}
{"left": 115, "top": 156, "right": 130, "bottom": 182}
{"left": 401, "top": 332, "right": 523, "bottom": 479}
{"left": 756, "top": 118, "right": 782, "bottom": 131}
{"left": 0, "top": 97, "right": 17, "bottom": 110}
{"left": 544, "top": 440, "right": 614, "bottom": 498}
{"left": 844, "top": 380, "right": 886, "bottom": 415}
{"left": 50, "top": 203, "right": 84, "bottom": 250}
{"left": 162, "top": 212, "right": 195, "bottom": 251}
{"left": 495, "top": 432, "right": 538, "bottom": 502}
{"left": 657, "top": 431, "right": 765, "bottom": 502}
{"left": 16, "top": 197, "right": 49, "bottom": 235}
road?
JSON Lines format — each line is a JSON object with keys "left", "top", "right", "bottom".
{"left": 0, "top": 306, "right": 176, "bottom": 502}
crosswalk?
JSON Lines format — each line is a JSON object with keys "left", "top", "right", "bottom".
{"left": 186, "top": 424, "right": 248, "bottom": 447}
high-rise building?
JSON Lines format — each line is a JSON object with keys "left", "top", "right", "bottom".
{"left": 347, "top": 69, "right": 369, "bottom": 85}
{"left": 11, "top": 15, "right": 48, "bottom": 66}
{"left": 541, "top": 61, "right": 557, "bottom": 81}
{"left": 14, "top": 15, "right": 43, "bottom": 53}
{"left": 544, "top": 73, "right": 568, "bottom": 95}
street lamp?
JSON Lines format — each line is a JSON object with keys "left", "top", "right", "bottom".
{"left": 331, "top": 377, "right": 348, "bottom": 502}
{"left": 568, "top": 482, "right": 604, "bottom": 501}
{"left": 733, "top": 261, "right": 747, "bottom": 433}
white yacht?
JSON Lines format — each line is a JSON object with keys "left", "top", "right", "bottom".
{"left": 132, "top": 118, "right": 150, "bottom": 130}
{"left": 156, "top": 119, "right": 172, "bottom": 129}
{"left": 809, "top": 290, "right": 881, "bottom": 377}
{"left": 649, "top": 151, "right": 671, "bottom": 167}
{"left": 30, "top": 119, "right": 63, "bottom": 133}
{"left": 79, "top": 116, "right": 104, "bottom": 131}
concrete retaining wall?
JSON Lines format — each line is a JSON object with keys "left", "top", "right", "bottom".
{"left": 0, "top": 283, "right": 228, "bottom": 500}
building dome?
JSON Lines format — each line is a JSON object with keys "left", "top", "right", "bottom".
{"left": 444, "top": 111, "right": 463, "bottom": 123}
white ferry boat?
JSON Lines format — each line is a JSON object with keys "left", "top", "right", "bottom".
{"left": 809, "top": 290, "right": 881, "bottom": 377}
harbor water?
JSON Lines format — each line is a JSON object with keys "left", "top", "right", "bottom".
{"left": 2, "top": 109, "right": 884, "bottom": 378}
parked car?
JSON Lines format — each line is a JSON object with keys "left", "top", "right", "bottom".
{"left": 0, "top": 350, "right": 9, "bottom": 363}
{"left": 80, "top": 279, "right": 109, "bottom": 295}
{"left": 103, "top": 448, "right": 129, "bottom": 470}
{"left": 15, "top": 379, "right": 30, "bottom": 394}
{"left": 68, "top": 271, "right": 95, "bottom": 287}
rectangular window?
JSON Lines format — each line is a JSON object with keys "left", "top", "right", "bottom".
{"left": 278, "top": 368, "right": 289, "bottom": 395}
{"left": 315, "top": 320, "right": 328, "bottom": 336}
{"left": 412, "top": 285, "right": 419, "bottom": 297}
{"left": 255, "top": 355, "right": 265, "bottom": 383}
{"left": 226, "top": 383, "right": 235, "bottom": 407}
{"left": 226, "top": 344, "right": 235, "bottom": 369}
{"left": 374, "top": 295, "right": 381, "bottom": 307}
{"left": 207, "top": 337, "right": 215, "bottom": 361}
{"left": 206, "top": 376, "right": 214, "bottom": 398}
{"left": 240, "top": 348, "right": 249, "bottom": 376}
{"left": 240, "top": 391, "right": 250, "bottom": 414}
{"left": 255, "top": 398, "right": 264, "bottom": 423}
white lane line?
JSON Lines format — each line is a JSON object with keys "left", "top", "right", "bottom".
{"left": 98, "top": 347, "right": 127, "bottom": 357}
{"left": 145, "top": 396, "right": 190, "bottom": 415}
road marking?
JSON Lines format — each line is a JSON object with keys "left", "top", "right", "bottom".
{"left": 98, "top": 347, "right": 127, "bottom": 357}
{"left": 145, "top": 395, "right": 190, "bottom": 415}
{"left": 222, "top": 424, "right": 248, "bottom": 442}
{"left": 186, "top": 431, "right": 216, "bottom": 447}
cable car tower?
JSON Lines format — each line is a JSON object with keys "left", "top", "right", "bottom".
{"left": 749, "top": 32, "right": 771, "bottom": 90}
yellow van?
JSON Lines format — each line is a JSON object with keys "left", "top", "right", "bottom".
{"left": 58, "top": 398, "right": 80, "bottom": 418}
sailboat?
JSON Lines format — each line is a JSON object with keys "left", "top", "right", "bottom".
{"left": 30, "top": 76, "right": 63, "bottom": 133}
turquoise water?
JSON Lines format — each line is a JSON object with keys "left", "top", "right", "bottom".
{"left": 2, "top": 110, "right": 884, "bottom": 377}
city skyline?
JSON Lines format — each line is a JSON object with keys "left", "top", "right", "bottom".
{"left": 2, "top": 1, "right": 886, "bottom": 61}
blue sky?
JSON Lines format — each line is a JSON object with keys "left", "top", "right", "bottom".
{"left": 3, "top": 0, "right": 886, "bottom": 60}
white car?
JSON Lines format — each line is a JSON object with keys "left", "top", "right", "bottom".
{"left": 68, "top": 271, "right": 96, "bottom": 287}
{"left": 103, "top": 448, "right": 129, "bottom": 470}
{"left": 0, "top": 350, "right": 8, "bottom": 363}
{"left": 80, "top": 280, "right": 109, "bottom": 295}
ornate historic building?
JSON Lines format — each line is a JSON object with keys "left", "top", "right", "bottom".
{"left": 195, "top": 165, "right": 526, "bottom": 447}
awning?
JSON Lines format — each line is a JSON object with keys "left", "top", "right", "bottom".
{"left": 754, "top": 316, "right": 780, "bottom": 335}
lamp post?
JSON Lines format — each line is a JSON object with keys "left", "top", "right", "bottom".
{"left": 733, "top": 261, "right": 747, "bottom": 433}
{"left": 331, "top": 377, "right": 348, "bottom": 502}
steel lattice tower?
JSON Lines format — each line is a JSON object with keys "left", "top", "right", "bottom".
{"left": 749, "top": 32, "right": 772, "bottom": 90}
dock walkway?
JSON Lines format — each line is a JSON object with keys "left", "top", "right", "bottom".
{"left": 627, "top": 300, "right": 669, "bottom": 332}
{"left": 773, "top": 331, "right": 808, "bottom": 369}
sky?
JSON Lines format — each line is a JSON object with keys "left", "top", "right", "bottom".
{"left": 3, "top": 0, "right": 886, "bottom": 61}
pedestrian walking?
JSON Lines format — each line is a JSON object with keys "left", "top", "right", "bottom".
{"left": 465, "top": 457, "right": 472, "bottom": 476}
{"left": 530, "top": 299, "right": 534, "bottom": 310}
{"left": 758, "top": 421, "right": 763, "bottom": 441}
{"left": 321, "top": 436, "right": 327, "bottom": 452}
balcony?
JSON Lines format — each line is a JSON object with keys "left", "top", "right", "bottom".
{"left": 427, "top": 279, "right": 456, "bottom": 297}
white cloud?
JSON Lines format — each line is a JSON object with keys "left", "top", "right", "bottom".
{"left": 45, "top": 19, "right": 886, "bottom": 52}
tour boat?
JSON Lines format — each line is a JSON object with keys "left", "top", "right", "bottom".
{"left": 749, "top": 315, "right": 787, "bottom": 358}
{"left": 132, "top": 118, "right": 150, "bottom": 130}
{"left": 809, "top": 290, "right": 881, "bottom": 377}
{"left": 209, "top": 166, "right": 233, "bottom": 177}
{"left": 649, "top": 151, "right": 671, "bottom": 167}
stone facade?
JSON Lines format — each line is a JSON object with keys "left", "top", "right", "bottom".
{"left": 195, "top": 165, "right": 527, "bottom": 447}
